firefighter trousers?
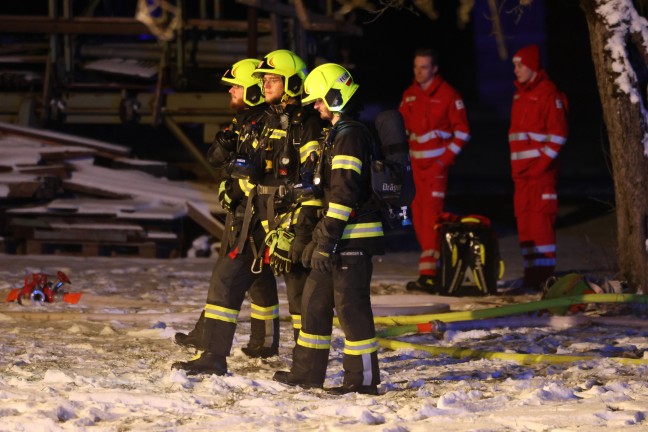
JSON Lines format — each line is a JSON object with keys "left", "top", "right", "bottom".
{"left": 188, "top": 257, "right": 278, "bottom": 349}
{"left": 283, "top": 265, "right": 309, "bottom": 341}
{"left": 201, "top": 223, "right": 308, "bottom": 356}
{"left": 201, "top": 224, "right": 280, "bottom": 356}
{"left": 249, "top": 265, "right": 308, "bottom": 347}
{"left": 289, "top": 250, "right": 380, "bottom": 388}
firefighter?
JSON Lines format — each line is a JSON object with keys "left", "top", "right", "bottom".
{"left": 173, "top": 58, "right": 279, "bottom": 358}
{"left": 172, "top": 50, "right": 324, "bottom": 375}
{"left": 509, "top": 44, "right": 568, "bottom": 291}
{"left": 399, "top": 47, "right": 471, "bottom": 293}
{"left": 273, "top": 63, "right": 384, "bottom": 395}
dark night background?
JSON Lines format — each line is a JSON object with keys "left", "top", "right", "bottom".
{"left": 351, "top": 0, "right": 608, "bottom": 195}
{"left": 0, "top": 1, "right": 612, "bottom": 227}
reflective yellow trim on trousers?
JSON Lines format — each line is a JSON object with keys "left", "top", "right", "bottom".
{"left": 204, "top": 304, "right": 239, "bottom": 323}
{"left": 297, "top": 330, "right": 331, "bottom": 349}
{"left": 250, "top": 303, "right": 279, "bottom": 320}
{"left": 343, "top": 337, "right": 378, "bottom": 355}
{"left": 291, "top": 314, "right": 302, "bottom": 330}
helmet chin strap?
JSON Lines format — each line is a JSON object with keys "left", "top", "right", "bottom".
{"left": 280, "top": 93, "right": 290, "bottom": 104}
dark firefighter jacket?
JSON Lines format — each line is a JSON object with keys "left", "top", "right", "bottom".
{"left": 219, "top": 103, "right": 324, "bottom": 242}
{"left": 318, "top": 117, "right": 385, "bottom": 255}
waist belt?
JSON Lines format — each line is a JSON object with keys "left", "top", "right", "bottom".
{"left": 257, "top": 184, "right": 287, "bottom": 197}
{"left": 256, "top": 183, "right": 293, "bottom": 232}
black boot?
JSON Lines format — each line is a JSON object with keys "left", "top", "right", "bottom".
{"left": 171, "top": 352, "right": 227, "bottom": 376}
{"left": 406, "top": 275, "right": 438, "bottom": 294}
{"left": 327, "top": 384, "right": 379, "bottom": 396}
{"left": 174, "top": 312, "right": 205, "bottom": 350}
{"left": 174, "top": 332, "right": 204, "bottom": 350}
{"left": 241, "top": 345, "right": 279, "bottom": 359}
{"left": 272, "top": 370, "right": 323, "bottom": 389}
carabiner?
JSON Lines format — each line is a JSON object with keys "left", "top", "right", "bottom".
{"left": 250, "top": 258, "right": 263, "bottom": 274}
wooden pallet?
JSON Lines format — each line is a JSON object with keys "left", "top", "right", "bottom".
{"left": 25, "top": 239, "right": 157, "bottom": 258}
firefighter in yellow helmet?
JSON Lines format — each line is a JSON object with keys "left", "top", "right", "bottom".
{"left": 172, "top": 50, "right": 324, "bottom": 375}
{"left": 204, "top": 58, "right": 266, "bottom": 172}
{"left": 273, "top": 63, "right": 384, "bottom": 395}
{"left": 253, "top": 48, "right": 308, "bottom": 102}
{"left": 174, "top": 58, "right": 281, "bottom": 361}
{"left": 221, "top": 58, "right": 265, "bottom": 108}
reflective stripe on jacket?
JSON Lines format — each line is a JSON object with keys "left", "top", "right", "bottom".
{"left": 319, "top": 119, "right": 385, "bottom": 254}
{"left": 399, "top": 75, "right": 470, "bottom": 171}
{"left": 509, "top": 70, "right": 568, "bottom": 179}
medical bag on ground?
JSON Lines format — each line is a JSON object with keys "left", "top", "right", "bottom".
{"left": 435, "top": 213, "right": 504, "bottom": 296}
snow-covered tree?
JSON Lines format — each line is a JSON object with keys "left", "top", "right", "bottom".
{"left": 581, "top": 0, "right": 648, "bottom": 293}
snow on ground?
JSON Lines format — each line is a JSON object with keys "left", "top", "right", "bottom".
{"left": 1, "top": 253, "right": 647, "bottom": 432}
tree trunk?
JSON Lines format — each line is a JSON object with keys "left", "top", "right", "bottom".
{"left": 581, "top": 0, "right": 648, "bottom": 292}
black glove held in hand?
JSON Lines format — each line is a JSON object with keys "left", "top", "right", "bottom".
{"left": 215, "top": 129, "right": 238, "bottom": 151}
{"left": 301, "top": 241, "right": 335, "bottom": 273}
{"left": 207, "top": 130, "right": 238, "bottom": 168}
{"left": 311, "top": 245, "right": 335, "bottom": 273}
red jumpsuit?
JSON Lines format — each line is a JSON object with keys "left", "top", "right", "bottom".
{"left": 509, "top": 70, "right": 568, "bottom": 287}
{"left": 399, "top": 75, "right": 470, "bottom": 277}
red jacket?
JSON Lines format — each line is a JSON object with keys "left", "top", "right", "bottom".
{"left": 399, "top": 75, "right": 470, "bottom": 175}
{"left": 509, "top": 70, "right": 568, "bottom": 179}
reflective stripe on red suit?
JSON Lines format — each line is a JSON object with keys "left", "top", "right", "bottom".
{"left": 509, "top": 70, "right": 568, "bottom": 286}
{"left": 399, "top": 75, "right": 470, "bottom": 276}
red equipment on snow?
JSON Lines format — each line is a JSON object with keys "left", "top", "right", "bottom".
{"left": 5, "top": 271, "right": 81, "bottom": 305}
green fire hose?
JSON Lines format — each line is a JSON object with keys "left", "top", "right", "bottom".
{"left": 371, "top": 293, "right": 648, "bottom": 326}
{"left": 369, "top": 293, "right": 648, "bottom": 366}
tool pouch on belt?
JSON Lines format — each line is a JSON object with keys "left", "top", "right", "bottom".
{"left": 264, "top": 228, "right": 295, "bottom": 275}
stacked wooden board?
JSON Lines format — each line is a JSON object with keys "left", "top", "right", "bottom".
{"left": 0, "top": 122, "right": 224, "bottom": 258}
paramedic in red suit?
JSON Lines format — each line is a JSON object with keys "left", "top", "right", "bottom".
{"left": 509, "top": 44, "right": 568, "bottom": 290}
{"left": 399, "top": 47, "right": 471, "bottom": 292}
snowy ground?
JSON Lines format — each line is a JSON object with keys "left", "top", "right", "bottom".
{"left": 1, "top": 224, "right": 648, "bottom": 432}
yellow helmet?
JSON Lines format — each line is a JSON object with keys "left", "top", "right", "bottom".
{"left": 302, "top": 63, "right": 359, "bottom": 112}
{"left": 221, "top": 58, "right": 264, "bottom": 106}
{"left": 254, "top": 49, "right": 308, "bottom": 98}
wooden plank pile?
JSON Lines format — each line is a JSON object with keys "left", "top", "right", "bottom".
{"left": 0, "top": 122, "right": 225, "bottom": 258}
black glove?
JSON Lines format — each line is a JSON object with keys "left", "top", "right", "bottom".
{"left": 290, "top": 235, "right": 311, "bottom": 264}
{"left": 310, "top": 243, "right": 335, "bottom": 273}
{"left": 303, "top": 222, "right": 338, "bottom": 272}
{"left": 301, "top": 240, "right": 335, "bottom": 273}
{"left": 207, "top": 130, "right": 238, "bottom": 168}
{"left": 215, "top": 129, "right": 238, "bottom": 151}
